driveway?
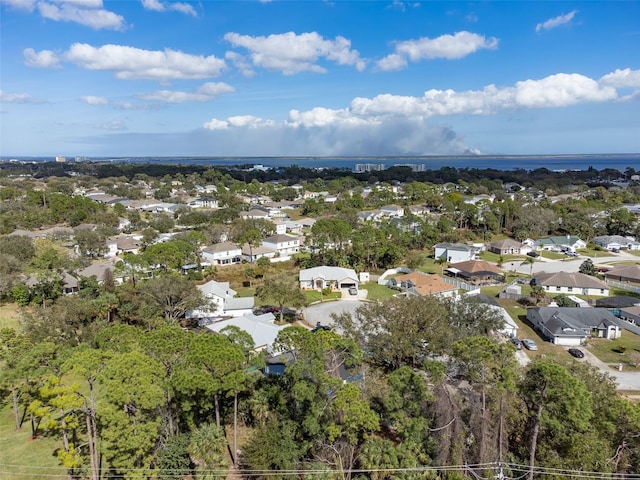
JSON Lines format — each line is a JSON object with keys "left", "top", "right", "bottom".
{"left": 302, "top": 297, "right": 365, "bottom": 333}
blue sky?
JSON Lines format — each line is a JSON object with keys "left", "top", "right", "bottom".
{"left": 1, "top": 0, "right": 639, "bottom": 157}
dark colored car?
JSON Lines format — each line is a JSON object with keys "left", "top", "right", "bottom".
{"left": 509, "top": 337, "right": 522, "bottom": 350}
{"left": 527, "top": 251, "right": 539, "bottom": 258}
{"left": 568, "top": 348, "right": 584, "bottom": 358}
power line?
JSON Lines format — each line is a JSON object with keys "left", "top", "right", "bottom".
{"left": 0, "top": 462, "right": 637, "bottom": 479}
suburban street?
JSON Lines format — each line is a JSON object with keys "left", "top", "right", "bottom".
{"left": 301, "top": 266, "right": 640, "bottom": 391}
{"left": 507, "top": 249, "right": 638, "bottom": 276}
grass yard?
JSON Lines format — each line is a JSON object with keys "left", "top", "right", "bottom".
{"left": 0, "top": 303, "right": 21, "bottom": 330}
{"left": 303, "top": 290, "right": 342, "bottom": 304}
{"left": 587, "top": 331, "right": 640, "bottom": 370}
{"left": 539, "top": 250, "right": 566, "bottom": 260}
{"left": 478, "top": 251, "right": 522, "bottom": 264}
{"left": 0, "top": 405, "right": 65, "bottom": 480}
{"left": 362, "top": 283, "right": 397, "bottom": 301}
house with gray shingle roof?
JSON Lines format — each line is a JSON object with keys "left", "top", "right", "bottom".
{"left": 534, "top": 235, "right": 586, "bottom": 252}
{"left": 527, "top": 307, "right": 623, "bottom": 345}
{"left": 299, "top": 266, "right": 359, "bottom": 291}
{"left": 592, "top": 235, "right": 640, "bottom": 251}
{"left": 488, "top": 238, "right": 523, "bottom": 255}
{"left": 531, "top": 271, "right": 609, "bottom": 296}
{"left": 205, "top": 312, "right": 289, "bottom": 353}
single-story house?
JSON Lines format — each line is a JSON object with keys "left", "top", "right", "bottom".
{"left": 534, "top": 235, "right": 586, "bottom": 252}
{"left": 434, "top": 243, "right": 481, "bottom": 263}
{"left": 531, "top": 271, "right": 609, "bottom": 296}
{"left": 446, "top": 260, "right": 505, "bottom": 285}
{"left": 592, "top": 235, "right": 640, "bottom": 251}
{"left": 300, "top": 266, "right": 359, "bottom": 291}
{"left": 619, "top": 306, "right": 640, "bottom": 326}
{"left": 604, "top": 264, "right": 640, "bottom": 286}
{"left": 202, "top": 241, "right": 242, "bottom": 266}
{"left": 527, "top": 307, "right": 622, "bottom": 345}
{"left": 488, "top": 238, "right": 522, "bottom": 255}
{"left": 205, "top": 312, "right": 288, "bottom": 353}
{"left": 389, "top": 271, "right": 457, "bottom": 298}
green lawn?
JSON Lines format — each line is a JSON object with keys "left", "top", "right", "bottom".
{"left": 362, "top": 283, "right": 397, "bottom": 301}
{"left": 478, "top": 251, "right": 522, "bottom": 264}
{"left": 539, "top": 250, "right": 565, "bottom": 260}
{"left": 304, "top": 290, "right": 342, "bottom": 304}
{"left": 0, "top": 405, "right": 65, "bottom": 480}
{"left": 587, "top": 331, "right": 640, "bottom": 370}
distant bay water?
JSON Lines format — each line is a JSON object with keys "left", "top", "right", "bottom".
{"left": 7, "top": 154, "right": 640, "bottom": 172}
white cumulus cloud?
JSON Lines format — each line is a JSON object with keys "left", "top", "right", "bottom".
{"left": 599, "top": 68, "right": 640, "bottom": 88}
{"left": 141, "top": 0, "right": 196, "bottom": 16}
{"left": 224, "top": 31, "right": 366, "bottom": 75}
{"left": 81, "top": 95, "right": 108, "bottom": 105}
{"left": 36, "top": 0, "right": 126, "bottom": 30}
{"left": 536, "top": 10, "right": 578, "bottom": 33}
{"left": 62, "top": 43, "right": 226, "bottom": 80}
{"left": 0, "top": 89, "right": 36, "bottom": 103}
{"left": 137, "top": 82, "right": 234, "bottom": 103}
{"left": 23, "top": 48, "right": 61, "bottom": 68}
{"left": 377, "top": 31, "right": 498, "bottom": 71}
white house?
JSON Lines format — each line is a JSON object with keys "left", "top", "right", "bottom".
{"left": 187, "top": 280, "right": 254, "bottom": 319}
{"left": 534, "top": 235, "right": 586, "bottom": 252}
{"left": 205, "top": 312, "right": 289, "bottom": 353}
{"left": 190, "top": 197, "right": 219, "bottom": 209}
{"left": 299, "top": 266, "right": 359, "bottom": 291}
{"left": 241, "top": 244, "right": 276, "bottom": 263}
{"left": 592, "top": 235, "right": 640, "bottom": 251}
{"left": 527, "top": 307, "right": 622, "bottom": 346}
{"left": 531, "top": 271, "right": 609, "bottom": 296}
{"left": 434, "top": 243, "right": 481, "bottom": 263}
{"left": 262, "top": 234, "right": 300, "bottom": 258}
{"left": 202, "top": 241, "right": 242, "bottom": 266}
{"left": 380, "top": 205, "right": 404, "bottom": 217}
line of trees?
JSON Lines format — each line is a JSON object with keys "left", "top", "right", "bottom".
{"left": 2, "top": 280, "right": 639, "bottom": 479}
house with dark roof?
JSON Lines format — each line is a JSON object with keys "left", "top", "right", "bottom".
{"left": 527, "top": 307, "right": 623, "bottom": 345}
{"left": 446, "top": 260, "right": 504, "bottom": 286}
{"left": 531, "top": 271, "right": 609, "bottom": 296}
{"left": 604, "top": 264, "right": 640, "bottom": 286}
{"left": 389, "top": 271, "right": 458, "bottom": 298}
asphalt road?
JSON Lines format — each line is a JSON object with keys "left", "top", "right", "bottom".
{"left": 507, "top": 250, "right": 637, "bottom": 276}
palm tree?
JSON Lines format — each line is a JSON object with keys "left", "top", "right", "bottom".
{"left": 521, "top": 256, "right": 536, "bottom": 276}
{"left": 187, "top": 423, "right": 228, "bottom": 479}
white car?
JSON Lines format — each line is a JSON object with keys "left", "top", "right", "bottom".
{"left": 522, "top": 339, "right": 538, "bottom": 351}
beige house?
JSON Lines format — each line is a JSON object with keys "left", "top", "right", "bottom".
{"left": 531, "top": 271, "right": 609, "bottom": 296}
{"left": 488, "top": 238, "right": 522, "bottom": 255}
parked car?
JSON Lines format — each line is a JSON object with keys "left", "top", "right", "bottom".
{"left": 527, "top": 251, "right": 539, "bottom": 258}
{"left": 509, "top": 337, "right": 522, "bottom": 350}
{"left": 568, "top": 348, "right": 585, "bottom": 358}
{"left": 348, "top": 286, "right": 358, "bottom": 295}
{"left": 565, "top": 251, "right": 579, "bottom": 257}
{"left": 522, "top": 339, "right": 538, "bottom": 351}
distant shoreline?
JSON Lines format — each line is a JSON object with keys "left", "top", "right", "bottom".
{"left": 2, "top": 153, "right": 639, "bottom": 173}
